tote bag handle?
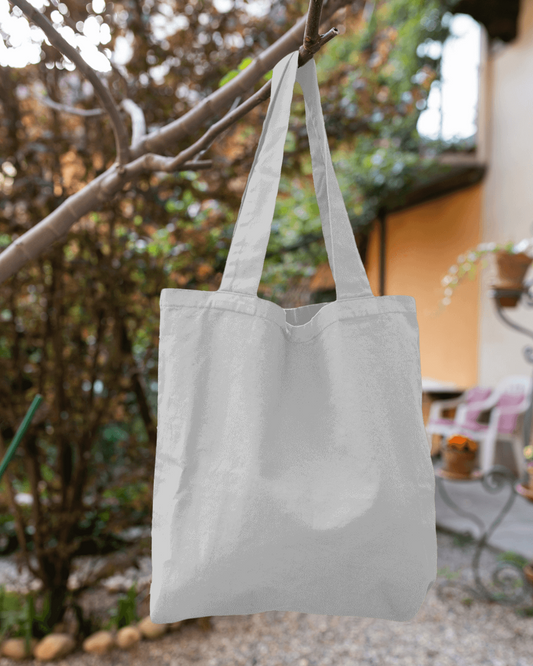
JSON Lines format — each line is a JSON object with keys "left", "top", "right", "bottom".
{"left": 218, "top": 50, "right": 373, "bottom": 301}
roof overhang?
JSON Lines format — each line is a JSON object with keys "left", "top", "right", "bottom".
{"left": 383, "top": 155, "right": 486, "bottom": 216}
{"left": 451, "top": 0, "right": 520, "bottom": 42}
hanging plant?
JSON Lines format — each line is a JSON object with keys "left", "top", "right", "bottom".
{"left": 440, "top": 238, "right": 533, "bottom": 308}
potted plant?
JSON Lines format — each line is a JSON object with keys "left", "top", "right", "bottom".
{"left": 441, "top": 238, "right": 533, "bottom": 309}
{"left": 523, "top": 444, "right": 533, "bottom": 489}
{"left": 443, "top": 434, "right": 478, "bottom": 477}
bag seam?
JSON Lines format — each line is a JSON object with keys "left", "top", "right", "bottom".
{"left": 160, "top": 302, "right": 415, "bottom": 344}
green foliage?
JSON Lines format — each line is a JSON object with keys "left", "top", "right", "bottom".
{"left": 320, "top": 0, "right": 453, "bottom": 218}
{"left": 219, "top": 55, "right": 264, "bottom": 87}
{"left": 437, "top": 566, "right": 461, "bottom": 580}
{"left": 497, "top": 551, "right": 529, "bottom": 568}
{"left": 0, "top": 587, "right": 26, "bottom": 641}
{"left": 516, "top": 606, "right": 533, "bottom": 618}
{"left": 260, "top": 0, "right": 460, "bottom": 286}
{"left": 0, "top": 587, "right": 52, "bottom": 644}
{"left": 453, "top": 533, "right": 475, "bottom": 548}
{"left": 104, "top": 583, "right": 138, "bottom": 630}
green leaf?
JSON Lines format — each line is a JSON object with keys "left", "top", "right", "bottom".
{"left": 238, "top": 57, "right": 253, "bottom": 71}
{"left": 218, "top": 70, "right": 239, "bottom": 87}
{"left": 165, "top": 199, "right": 184, "bottom": 213}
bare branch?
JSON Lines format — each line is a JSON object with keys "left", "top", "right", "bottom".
{"left": 133, "top": 22, "right": 340, "bottom": 176}
{"left": 101, "top": 93, "right": 245, "bottom": 186}
{"left": 363, "top": 0, "right": 375, "bottom": 23}
{"left": 0, "top": 157, "right": 212, "bottom": 282}
{"left": 121, "top": 99, "right": 146, "bottom": 147}
{"left": 302, "top": 0, "right": 325, "bottom": 55}
{"left": 0, "top": 429, "right": 39, "bottom": 577}
{"left": 10, "top": 0, "right": 130, "bottom": 165}
{"left": 0, "top": 0, "right": 363, "bottom": 283}
{"left": 39, "top": 95, "right": 104, "bottom": 117}
{"left": 178, "top": 160, "right": 212, "bottom": 170}
{"left": 99, "top": 21, "right": 342, "bottom": 190}
{"left": 190, "top": 94, "right": 242, "bottom": 164}
{"left": 129, "top": 0, "right": 356, "bottom": 160}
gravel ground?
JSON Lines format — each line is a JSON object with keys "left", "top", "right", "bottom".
{"left": 1, "top": 529, "right": 533, "bottom": 666}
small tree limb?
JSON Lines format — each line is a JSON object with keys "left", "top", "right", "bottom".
{"left": 121, "top": 99, "right": 147, "bottom": 147}
{"left": 10, "top": 0, "right": 131, "bottom": 165}
{"left": 98, "top": 13, "right": 342, "bottom": 192}
{"left": 190, "top": 94, "right": 242, "bottom": 164}
{"left": 39, "top": 95, "right": 105, "bottom": 117}
{"left": 303, "top": 0, "right": 326, "bottom": 55}
{"left": 0, "top": 429, "right": 40, "bottom": 577}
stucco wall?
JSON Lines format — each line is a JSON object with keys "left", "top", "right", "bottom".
{"left": 478, "top": 0, "right": 533, "bottom": 386}
{"left": 366, "top": 185, "right": 482, "bottom": 389}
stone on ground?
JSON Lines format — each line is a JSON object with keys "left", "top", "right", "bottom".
{"left": 138, "top": 616, "right": 167, "bottom": 639}
{"left": 34, "top": 633, "right": 76, "bottom": 661}
{"left": 116, "top": 625, "right": 142, "bottom": 649}
{"left": 1, "top": 637, "right": 37, "bottom": 659}
{"left": 82, "top": 630, "right": 115, "bottom": 654}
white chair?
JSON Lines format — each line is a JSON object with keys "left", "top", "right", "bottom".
{"left": 426, "top": 386, "right": 492, "bottom": 440}
{"left": 453, "top": 375, "right": 532, "bottom": 477}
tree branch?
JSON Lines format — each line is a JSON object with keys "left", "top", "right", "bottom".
{"left": 121, "top": 99, "right": 146, "bottom": 147}
{"left": 303, "top": 0, "right": 326, "bottom": 54}
{"left": 129, "top": 0, "right": 356, "bottom": 160}
{"left": 97, "top": 17, "right": 341, "bottom": 192}
{"left": 0, "top": 0, "right": 364, "bottom": 283}
{"left": 39, "top": 95, "right": 105, "bottom": 117}
{"left": 10, "top": 0, "right": 130, "bottom": 165}
{"left": 189, "top": 94, "right": 242, "bottom": 164}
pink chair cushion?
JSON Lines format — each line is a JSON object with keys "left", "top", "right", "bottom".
{"left": 430, "top": 417, "right": 454, "bottom": 426}
{"left": 464, "top": 387, "right": 492, "bottom": 422}
{"left": 496, "top": 392, "right": 524, "bottom": 434}
{"left": 457, "top": 421, "right": 488, "bottom": 433}
{"left": 462, "top": 391, "right": 524, "bottom": 434}
{"left": 427, "top": 387, "right": 492, "bottom": 429}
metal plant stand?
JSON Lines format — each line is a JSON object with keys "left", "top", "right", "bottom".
{"left": 490, "top": 281, "right": 533, "bottom": 484}
{"left": 433, "top": 280, "right": 533, "bottom": 607}
{"left": 435, "top": 465, "right": 532, "bottom": 606}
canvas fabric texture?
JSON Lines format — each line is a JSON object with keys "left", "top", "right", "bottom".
{"left": 151, "top": 50, "right": 437, "bottom": 623}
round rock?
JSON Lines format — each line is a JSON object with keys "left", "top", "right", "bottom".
{"left": 116, "top": 625, "right": 142, "bottom": 649}
{"left": 34, "top": 633, "right": 76, "bottom": 661}
{"left": 137, "top": 616, "right": 168, "bottom": 640}
{"left": 82, "top": 630, "right": 114, "bottom": 655}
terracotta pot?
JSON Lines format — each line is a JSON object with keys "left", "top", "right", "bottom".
{"left": 488, "top": 251, "right": 531, "bottom": 308}
{"left": 524, "top": 563, "right": 533, "bottom": 586}
{"left": 527, "top": 465, "right": 533, "bottom": 490}
{"left": 443, "top": 447, "right": 477, "bottom": 477}
{"left": 494, "top": 292, "right": 522, "bottom": 308}
{"left": 489, "top": 250, "right": 532, "bottom": 287}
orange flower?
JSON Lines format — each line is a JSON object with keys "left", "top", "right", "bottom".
{"left": 447, "top": 434, "right": 478, "bottom": 452}
{"left": 448, "top": 434, "right": 469, "bottom": 445}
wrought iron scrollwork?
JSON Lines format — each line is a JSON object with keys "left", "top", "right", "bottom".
{"left": 435, "top": 466, "right": 533, "bottom": 606}
{"left": 434, "top": 281, "right": 533, "bottom": 608}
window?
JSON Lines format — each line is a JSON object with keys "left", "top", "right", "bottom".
{"left": 417, "top": 13, "right": 482, "bottom": 143}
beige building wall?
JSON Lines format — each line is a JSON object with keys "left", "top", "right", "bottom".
{"left": 478, "top": 0, "right": 533, "bottom": 386}
{"left": 366, "top": 185, "right": 483, "bottom": 389}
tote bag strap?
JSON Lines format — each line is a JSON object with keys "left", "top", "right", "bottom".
{"left": 218, "top": 50, "right": 373, "bottom": 300}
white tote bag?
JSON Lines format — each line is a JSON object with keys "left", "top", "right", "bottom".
{"left": 151, "top": 50, "right": 437, "bottom": 624}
